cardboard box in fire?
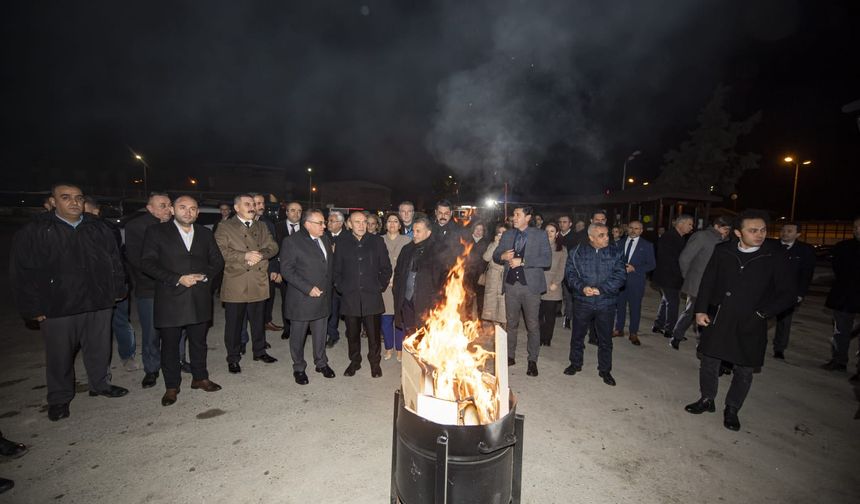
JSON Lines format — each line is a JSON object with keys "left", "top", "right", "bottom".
{"left": 401, "top": 325, "right": 510, "bottom": 426}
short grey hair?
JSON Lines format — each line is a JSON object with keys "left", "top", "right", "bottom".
{"left": 328, "top": 210, "right": 344, "bottom": 222}
{"left": 587, "top": 223, "right": 608, "bottom": 236}
{"left": 233, "top": 194, "right": 253, "bottom": 206}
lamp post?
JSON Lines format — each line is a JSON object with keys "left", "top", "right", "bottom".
{"left": 133, "top": 152, "right": 149, "bottom": 197}
{"left": 622, "top": 150, "right": 641, "bottom": 190}
{"left": 306, "top": 167, "right": 313, "bottom": 207}
{"left": 783, "top": 156, "right": 812, "bottom": 221}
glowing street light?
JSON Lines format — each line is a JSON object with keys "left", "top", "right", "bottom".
{"left": 189, "top": 177, "right": 198, "bottom": 186}
{"left": 783, "top": 156, "right": 812, "bottom": 221}
{"left": 627, "top": 177, "right": 635, "bottom": 184}
{"left": 621, "top": 150, "right": 641, "bottom": 190}
{"left": 642, "top": 181, "right": 650, "bottom": 186}
{"left": 130, "top": 149, "right": 150, "bottom": 196}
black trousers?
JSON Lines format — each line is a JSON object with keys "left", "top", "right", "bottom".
{"left": 773, "top": 306, "right": 795, "bottom": 353}
{"left": 265, "top": 281, "right": 286, "bottom": 325}
{"left": 40, "top": 308, "right": 113, "bottom": 405}
{"left": 161, "top": 322, "right": 209, "bottom": 389}
{"left": 539, "top": 300, "right": 560, "bottom": 345}
{"left": 699, "top": 355, "right": 754, "bottom": 410}
{"left": 399, "top": 299, "right": 418, "bottom": 335}
{"left": 345, "top": 314, "right": 382, "bottom": 367}
{"left": 224, "top": 301, "right": 266, "bottom": 363}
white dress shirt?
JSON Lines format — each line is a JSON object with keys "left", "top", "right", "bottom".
{"left": 623, "top": 236, "right": 639, "bottom": 262}
{"left": 174, "top": 220, "right": 194, "bottom": 251}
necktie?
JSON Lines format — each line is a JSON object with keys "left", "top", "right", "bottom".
{"left": 514, "top": 230, "right": 526, "bottom": 256}
{"left": 625, "top": 239, "right": 634, "bottom": 262}
{"left": 291, "top": 223, "right": 297, "bottom": 235}
{"left": 313, "top": 238, "right": 326, "bottom": 261}
{"left": 244, "top": 221, "right": 251, "bottom": 228}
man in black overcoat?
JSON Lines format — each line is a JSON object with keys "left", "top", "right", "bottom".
{"left": 280, "top": 209, "right": 337, "bottom": 385}
{"left": 393, "top": 217, "right": 446, "bottom": 335}
{"left": 333, "top": 212, "right": 392, "bottom": 378}
{"left": 141, "top": 196, "right": 225, "bottom": 407}
{"left": 821, "top": 216, "right": 860, "bottom": 379}
{"left": 651, "top": 214, "right": 694, "bottom": 336}
{"left": 771, "top": 222, "right": 816, "bottom": 359}
{"left": 685, "top": 210, "right": 796, "bottom": 431}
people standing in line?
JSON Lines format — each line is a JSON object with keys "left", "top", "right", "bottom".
{"left": 557, "top": 215, "right": 576, "bottom": 329}
{"left": 670, "top": 217, "right": 731, "bottom": 349}
{"left": 275, "top": 201, "right": 303, "bottom": 341}
{"left": 280, "top": 209, "right": 337, "bottom": 385}
{"left": 393, "top": 217, "right": 444, "bottom": 335}
{"left": 771, "top": 222, "right": 816, "bottom": 360}
{"left": 325, "top": 210, "right": 346, "bottom": 348}
{"left": 381, "top": 214, "right": 410, "bottom": 361}
{"left": 140, "top": 196, "right": 225, "bottom": 407}
{"left": 125, "top": 192, "right": 173, "bottom": 389}
{"left": 253, "top": 193, "right": 284, "bottom": 334}
{"left": 10, "top": 183, "right": 129, "bottom": 422}
{"left": 652, "top": 214, "right": 694, "bottom": 338}
{"left": 399, "top": 201, "right": 416, "bottom": 238}
{"left": 821, "top": 216, "right": 860, "bottom": 380}
{"left": 613, "top": 220, "right": 656, "bottom": 346}
{"left": 563, "top": 223, "right": 627, "bottom": 386}
{"left": 493, "top": 205, "right": 552, "bottom": 377}
{"left": 334, "top": 212, "right": 392, "bottom": 378}
{"left": 464, "top": 221, "right": 490, "bottom": 320}
{"left": 539, "top": 223, "right": 567, "bottom": 347}
{"left": 685, "top": 210, "right": 796, "bottom": 431}
{"left": 482, "top": 225, "right": 508, "bottom": 328}
{"left": 214, "top": 194, "right": 279, "bottom": 374}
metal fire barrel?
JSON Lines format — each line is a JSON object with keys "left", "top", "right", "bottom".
{"left": 390, "top": 389, "right": 524, "bottom": 504}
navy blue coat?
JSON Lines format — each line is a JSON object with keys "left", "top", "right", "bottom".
{"left": 620, "top": 237, "right": 656, "bottom": 295}
{"left": 565, "top": 243, "right": 627, "bottom": 309}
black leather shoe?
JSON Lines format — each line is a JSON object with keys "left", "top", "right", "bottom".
{"left": 344, "top": 363, "right": 361, "bottom": 376}
{"left": 599, "top": 372, "right": 616, "bottom": 386}
{"left": 723, "top": 406, "right": 741, "bottom": 431}
{"left": 563, "top": 365, "right": 581, "bottom": 376}
{"left": 507, "top": 357, "right": 515, "bottom": 366}
{"left": 180, "top": 360, "right": 192, "bottom": 374}
{"left": 228, "top": 362, "right": 241, "bottom": 374}
{"left": 161, "top": 388, "right": 179, "bottom": 407}
{"left": 240, "top": 344, "right": 246, "bottom": 355}
{"left": 89, "top": 385, "right": 129, "bottom": 398}
{"left": 563, "top": 317, "right": 571, "bottom": 329}
{"left": 315, "top": 366, "right": 336, "bottom": 378}
{"left": 587, "top": 339, "right": 597, "bottom": 346}
{"left": 253, "top": 353, "right": 277, "bottom": 363}
{"left": 821, "top": 360, "right": 847, "bottom": 372}
{"left": 0, "top": 477, "right": 13, "bottom": 494}
{"left": 141, "top": 372, "right": 158, "bottom": 389}
{"left": 326, "top": 338, "right": 338, "bottom": 349}
{"left": 651, "top": 325, "right": 663, "bottom": 334}
{"left": 371, "top": 365, "right": 383, "bottom": 378}
{"left": 281, "top": 331, "right": 290, "bottom": 340}
{"left": 719, "top": 363, "right": 733, "bottom": 376}
{"left": 773, "top": 350, "right": 785, "bottom": 360}
{"left": 670, "top": 339, "right": 680, "bottom": 350}
{"left": 0, "top": 432, "right": 28, "bottom": 458}
{"left": 526, "top": 361, "right": 538, "bottom": 377}
{"left": 684, "top": 398, "right": 716, "bottom": 414}
{"left": 293, "top": 371, "right": 309, "bottom": 385}
{"left": 264, "top": 342, "right": 272, "bottom": 350}
{"left": 47, "top": 403, "right": 70, "bottom": 422}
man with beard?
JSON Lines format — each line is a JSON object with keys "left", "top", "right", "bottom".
{"left": 685, "top": 210, "right": 795, "bottom": 431}
{"left": 393, "top": 218, "right": 445, "bottom": 335}
{"left": 613, "top": 220, "right": 656, "bottom": 346}
{"left": 11, "top": 183, "right": 129, "bottom": 421}
{"left": 432, "top": 199, "right": 466, "bottom": 273}
{"left": 141, "top": 196, "right": 225, "bottom": 406}
{"left": 275, "top": 201, "right": 304, "bottom": 341}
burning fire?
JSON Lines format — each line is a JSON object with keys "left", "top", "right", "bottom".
{"left": 402, "top": 243, "right": 503, "bottom": 425}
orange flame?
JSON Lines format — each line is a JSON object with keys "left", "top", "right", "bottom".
{"left": 402, "top": 241, "right": 500, "bottom": 424}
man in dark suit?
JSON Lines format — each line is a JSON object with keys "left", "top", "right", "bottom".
{"left": 822, "top": 217, "right": 860, "bottom": 378}
{"left": 253, "top": 193, "right": 283, "bottom": 334}
{"left": 275, "top": 201, "right": 303, "bottom": 341}
{"left": 124, "top": 192, "right": 173, "bottom": 389}
{"left": 141, "top": 196, "right": 225, "bottom": 406}
{"left": 333, "top": 211, "right": 392, "bottom": 378}
{"left": 613, "top": 220, "right": 656, "bottom": 346}
{"left": 651, "top": 214, "right": 694, "bottom": 337}
{"left": 325, "top": 210, "right": 346, "bottom": 347}
{"left": 557, "top": 215, "right": 576, "bottom": 328}
{"left": 280, "top": 209, "right": 337, "bottom": 385}
{"left": 493, "top": 205, "right": 553, "bottom": 377}
{"left": 771, "top": 222, "right": 816, "bottom": 359}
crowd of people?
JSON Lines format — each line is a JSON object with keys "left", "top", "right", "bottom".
{"left": 7, "top": 183, "right": 860, "bottom": 441}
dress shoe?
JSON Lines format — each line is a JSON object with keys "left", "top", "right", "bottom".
{"left": 526, "top": 361, "right": 538, "bottom": 377}
{"left": 264, "top": 342, "right": 272, "bottom": 350}
{"left": 161, "top": 388, "right": 179, "bottom": 407}
{"left": 180, "top": 360, "right": 192, "bottom": 374}
{"left": 723, "top": 406, "right": 741, "bottom": 431}
{"left": 315, "top": 366, "right": 336, "bottom": 378}
{"left": 240, "top": 344, "right": 247, "bottom": 355}
{"left": 684, "top": 397, "right": 716, "bottom": 414}
{"left": 563, "top": 365, "right": 581, "bottom": 376}
{"left": 612, "top": 329, "right": 623, "bottom": 338}
{"left": 507, "top": 357, "right": 515, "bottom": 366}
{"left": 228, "top": 362, "right": 242, "bottom": 374}
{"left": 669, "top": 338, "right": 680, "bottom": 350}
{"left": 773, "top": 350, "right": 785, "bottom": 360}
{"left": 0, "top": 477, "right": 14, "bottom": 494}
{"left": 651, "top": 325, "right": 664, "bottom": 334}
{"left": 628, "top": 333, "right": 641, "bottom": 346}
{"left": 371, "top": 365, "right": 383, "bottom": 378}
{"left": 47, "top": 403, "right": 70, "bottom": 422}
{"left": 326, "top": 338, "right": 338, "bottom": 348}
{"left": 821, "top": 360, "right": 847, "bottom": 372}
{"left": 281, "top": 331, "right": 290, "bottom": 340}
{"left": 563, "top": 317, "right": 571, "bottom": 329}
{"left": 719, "top": 363, "right": 733, "bottom": 376}
{"left": 662, "top": 330, "right": 673, "bottom": 339}
{"left": 191, "top": 379, "right": 222, "bottom": 392}
{"left": 89, "top": 385, "right": 129, "bottom": 398}
{"left": 253, "top": 353, "right": 278, "bottom": 363}
{"left": 0, "top": 432, "right": 28, "bottom": 458}
{"left": 265, "top": 322, "right": 283, "bottom": 331}
{"left": 599, "top": 371, "right": 616, "bottom": 386}
{"left": 141, "top": 372, "right": 159, "bottom": 389}
{"left": 344, "top": 363, "right": 361, "bottom": 376}
{"left": 293, "top": 371, "right": 309, "bottom": 385}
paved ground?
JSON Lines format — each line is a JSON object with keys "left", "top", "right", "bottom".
{"left": 0, "top": 223, "right": 858, "bottom": 503}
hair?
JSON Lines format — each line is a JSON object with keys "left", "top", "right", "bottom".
{"left": 557, "top": 214, "right": 571, "bottom": 222}
{"left": 628, "top": 219, "right": 642, "bottom": 227}
{"left": 247, "top": 192, "right": 261, "bottom": 199}
{"left": 173, "top": 194, "right": 198, "bottom": 206}
{"left": 50, "top": 182, "right": 82, "bottom": 195}
{"left": 385, "top": 212, "right": 403, "bottom": 229}
{"left": 399, "top": 200, "right": 415, "bottom": 210}
{"left": 544, "top": 222, "right": 564, "bottom": 251}
{"left": 233, "top": 193, "right": 253, "bottom": 206}
{"left": 674, "top": 213, "right": 694, "bottom": 225}
{"left": 713, "top": 215, "right": 732, "bottom": 227}
{"left": 286, "top": 200, "right": 303, "bottom": 209}
{"left": 435, "top": 199, "right": 452, "bottom": 211}
{"left": 590, "top": 209, "right": 607, "bottom": 220}
{"left": 413, "top": 216, "right": 432, "bottom": 229}
{"left": 83, "top": 195, "right": 99, "bottom": 209}
{"left": 218, "top": 202, "right": 231, "bottom": 209}
{"left": 513, "top": 205, "right": 534, "bottom": 217}
{"left": 587, "top": 223, "right": 608, "bottom": 236}
{"left": 328, "top": 210, "right": 344, "bottom": 222}
{"left": 301, "top": 208, "right": 325, "bottom": 225}
{"left": 735, "top": 209, "right": 769, "bottom": 229}
{"left": 781, "top": 221, "right": 800, "bottom": 230}
{"left": 495, "top": 224, "right": 507, "bottom": 235}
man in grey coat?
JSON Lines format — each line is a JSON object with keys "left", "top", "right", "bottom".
{"left": 493, "top": 205, "right": 552, "bottom": 377}
{"left": 670, "top": 216, "right": 732, "bottom": 349}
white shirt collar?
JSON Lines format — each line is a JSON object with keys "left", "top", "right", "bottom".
{"left": 173, "top": 220, "right": 194, "bottom": 251}
{"left": 738, "top": 243, "right": 760, "bottom": 253}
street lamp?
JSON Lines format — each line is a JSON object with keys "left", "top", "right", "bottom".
{"left": 622, "top": 150, "right": 641, "bottom": 190}
{"left": 131, "top": 151, "right": 150, "bottom": 197}
{"left": 307, "top": 166, "right": 313, "bottom": 207}
{"left": 783, "top": 156, "right": 812, "bottom": 221}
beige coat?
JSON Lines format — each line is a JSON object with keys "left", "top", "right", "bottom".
{"left": 541, "top": 246, "right": 567, "bottom": 301}
{"left": 382, "top": 233, "right": 411, "bottom": 315}
{"left": 481, "top": 241, "right": 506, "bottom": 323}
{"left": 214, "top": 217, "right": 279, "bottom": 303}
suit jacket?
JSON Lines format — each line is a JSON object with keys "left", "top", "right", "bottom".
{"left": 492, "top": 226, "right": 552, "bottom": 295}
{"left": 125, "top": 212, "right": 161, "bottom": 297}
{"left": 679, "top": 227, "right": 724, "bottom": 297}
{"left": 275, "top": 219, "right": 303, "bottom": 248}
{"left": 652, "top": 227, "right": 687, "bottom": 289}
{"left": 392, "top": 239, "right": 446, "bottom": 328}
{"left": 258, "top": 215, "right": 280, "bottom": 275}
{"left": 140, "top": 221, "right": 224, "bottom": 328}
{"left": 621, "top": 237, "right": 656, "bottom": 294}
{"left": 280, "top": 229, "right": 334, "bottom": 321}
{"left": 783, "top": 240, "right": 816, "bottom": 298}
{"left": 214, "top": 216, "right": 278, "bottom": 303}
{"left": 333, "top": 233, "right": 392, "bottom": 316}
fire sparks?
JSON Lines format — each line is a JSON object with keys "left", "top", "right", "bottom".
{"left": 402, "top": 243, "right": 502, "bottom": 425}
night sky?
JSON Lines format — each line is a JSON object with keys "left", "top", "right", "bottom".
{"left": 2, "top": 0, "right": 858, "bottom": 218}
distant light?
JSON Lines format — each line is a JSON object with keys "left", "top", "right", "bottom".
{"left": 783, "top": 156, "right": 793, "bottom": 163}
{"left": 448, "top": 175, "right": 453, "bottom": 179}
{"left": 311, "top": 186, "right": 317, "bottom": 192}
{"left": 189, "top": 177, "right": 197, "bottom": 185}
{"left": 307, "top": 167, "right": 313, "bottom": 173}
{"left": 483, "top": 197, "right": 496, "bottom": 207}
{"left": 627, "top": 177, "right": 635, "bottom": 183}
{"left": 802, "top": 160, "right": 812, "bottom": 165}
{"left": 642, "top": 181, "right": 650, "bottom": 186}
{"left": 134, "top": 154, "right": 143, "bottom": 160}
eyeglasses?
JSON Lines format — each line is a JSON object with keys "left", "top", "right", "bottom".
{"left": 307, "top": 220, "right": 325, "bottom": 226}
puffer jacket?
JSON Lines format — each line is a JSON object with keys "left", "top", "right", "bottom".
{"left": 10, "top": 212, "right": 126, "bottom": 319}
{"left": 565, "top": 242, "right": 627, "bottom": 309}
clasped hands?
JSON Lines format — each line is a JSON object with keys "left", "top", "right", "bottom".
{"left": 179, "top": 273, "right": 207, "bottom": 287}
{"left": 244, "top": 251, "right": 263, "bottom": 266}
{"left": 500, "top": 249, "right": 522, "bottom": 268}
{"left": 582, "top": 286, "right": 601, "bottom": 296}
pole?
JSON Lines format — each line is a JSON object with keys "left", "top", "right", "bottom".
{"left": 790, "top": 161, "right": 799, "bottom": 221}
{"left": 143, "top": 163, "right": 148, "bottom": 199}
{"left": 308, "top": 173, "right": 313, "bottom": 208}
{"left": 621, "top": 159, "right": 628, "bottom": 191}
